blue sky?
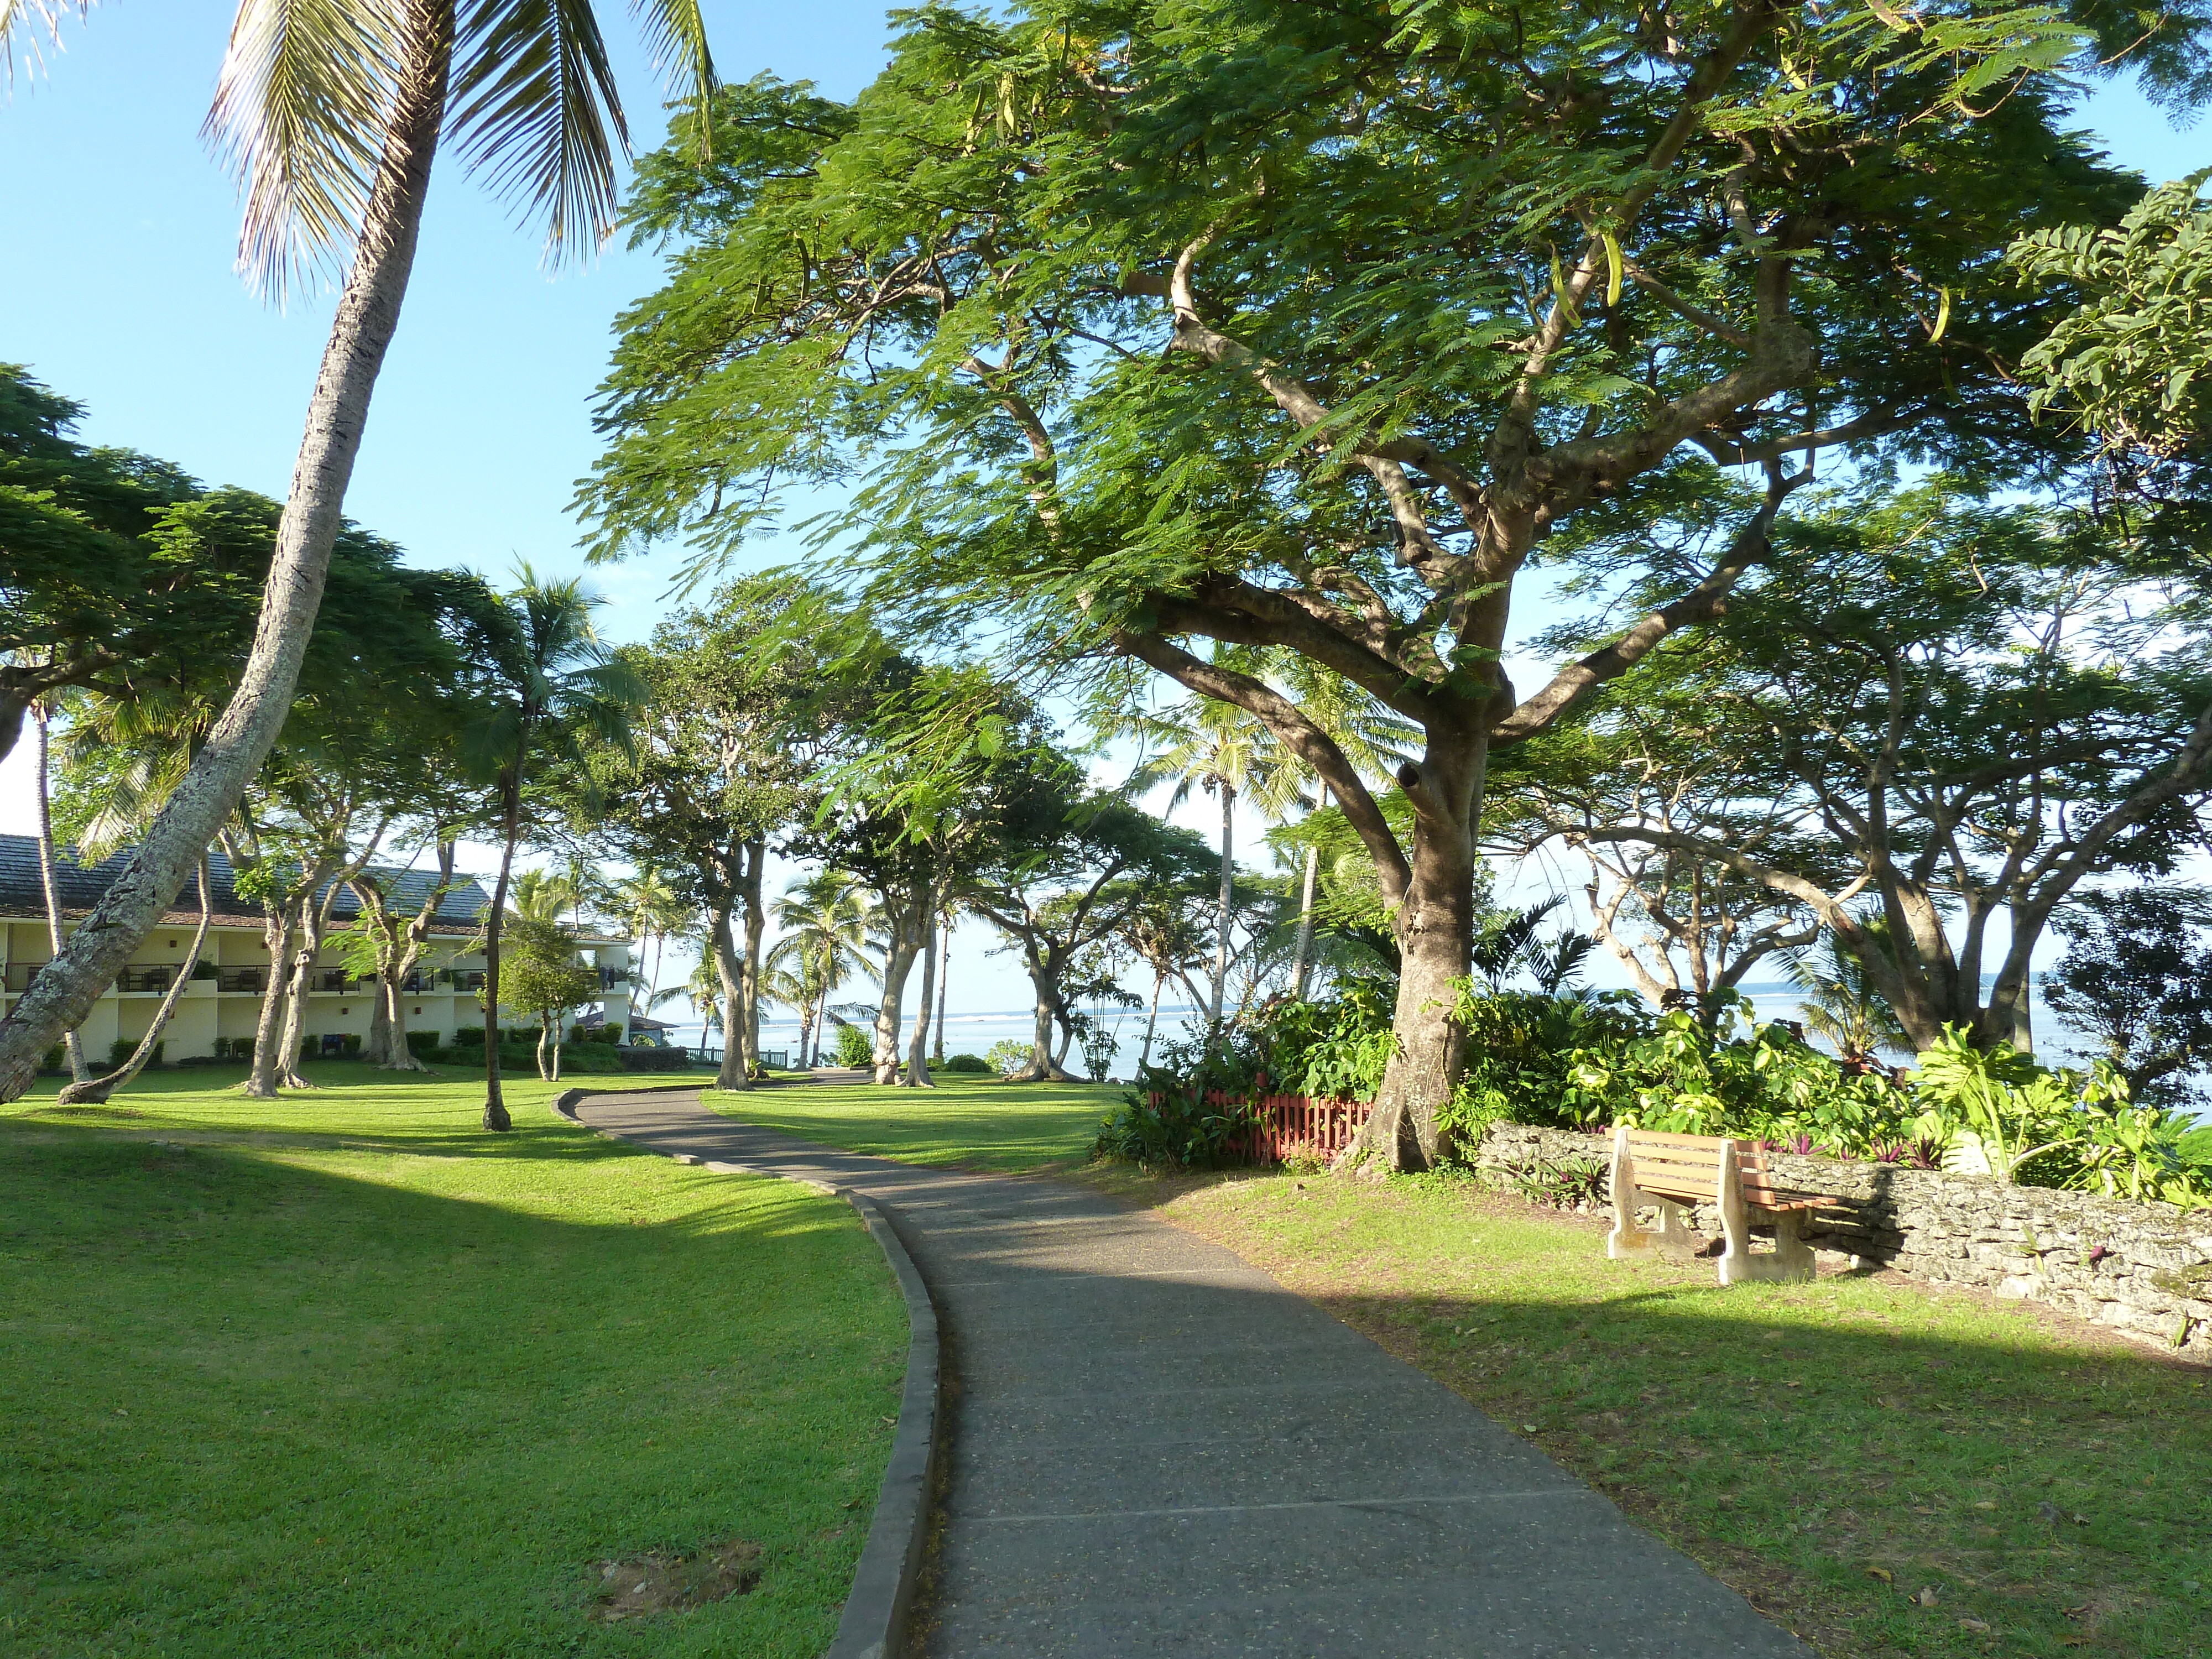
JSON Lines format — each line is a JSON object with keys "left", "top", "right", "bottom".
{"left": 3, "top": 8, "right": 2208, "bottom": 1013}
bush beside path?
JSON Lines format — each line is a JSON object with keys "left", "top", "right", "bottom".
{"left": 0, "top": 1066, "right": 905, "bottom": 1658}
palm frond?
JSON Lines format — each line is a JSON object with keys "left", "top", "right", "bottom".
{"left": 1, "top": 0, "right": 93, "bottom": 87}
{"left": 449, "top": 0, "right": 620, "bottom": 255}
{"left": 204, "top": 0, "right": 403, "bottom": 298}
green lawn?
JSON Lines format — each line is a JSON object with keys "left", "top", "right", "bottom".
{"left": 1, "top": 1065, "right": 905, "bottom": 1658}
{"left": 679, "top": 1087, "right": 2209, "bottom": 1658}
{"left": 701, "top": 1073, "right": 1120, "bottom": 1172}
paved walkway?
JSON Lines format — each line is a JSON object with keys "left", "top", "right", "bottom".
{"left": 576, "top": 1088, "right": 1811, "bottom": 1658}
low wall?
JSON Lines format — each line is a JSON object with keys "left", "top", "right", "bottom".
{"left": 1473, "top": 1121, "right": 2212, "bottom": 1361}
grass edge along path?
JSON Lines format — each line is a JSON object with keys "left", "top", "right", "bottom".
{"left": 1, "top": 1066, "right": 906, "bottom": 1659}
{"left": 685, "top": 1082, "right": 2207, "bottom": 1659}
{"left": 701, "top": 1073, "right": 1119, "bottom": 1173}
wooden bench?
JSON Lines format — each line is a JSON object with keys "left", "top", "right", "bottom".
{"left": 1606, "top": 1128, "right": 1839, "bottom": 1285}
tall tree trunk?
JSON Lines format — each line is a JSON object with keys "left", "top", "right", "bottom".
{"left": 358, "top": 843, "right": 453, "bottom": 1073}
{"left": 0, "top": 0, "right": 456, "bottom": 1103}
{"left": 31, "top": 702, "right": 89, "bottom": 1084}
{"left": 1007, "top": 940, "right": 1075, "bottom": 1083}
{"left": 739, "top": 838, "right": 766, "bottom": 1076}
{"left": 932, "top": 912, "right": 950, "bottom": 1065}
{"left": 902, "top": 893, "right": 937, "bottom": 1088}
{"left": 1348, "top": 744, "right": 1485, "bottom": 1172}
{"left": 1209, "top": 783, "right": 1235, "bottom": 1025}
{"left": 538, "top": 1013, "right": 555, "bottom": 1082}
{"left": 58, "top": 859, "right": 214, "bottom": 1105}
{"left": 483, "top": 771, "right": 523, "bottom": 1132}
{"left": 1291, "top": 789, "right": 1327, "bottom": 1000}
{"left": 1138, "top": 969, "right": 1164, "bottom": 1071}
{"left": 246, "top": 901, "right": 295, "bottom": 1099}
{"left": 872, "top": 900, "right": 922, "bottom": 1086}
{"left": 709, "top": 901, "right": 749, "bottom": 1091}
{"left": 275, "top": 898, "right": 319, "bottom": 1087}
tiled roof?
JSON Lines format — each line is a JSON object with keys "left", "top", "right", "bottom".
{"left": 0, "top": 834, "right": 491, "bottom": 933}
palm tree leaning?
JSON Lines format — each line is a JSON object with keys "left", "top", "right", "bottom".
{"left": 0, "top": 0, "right": 713, "bottom": 1103}
{"left": 465, "top": 570, "right": 643, "bottom": 1131}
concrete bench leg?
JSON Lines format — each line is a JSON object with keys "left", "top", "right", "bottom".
{"left": 1605, "top": 1129, "right": 1656, "bottom": 1259}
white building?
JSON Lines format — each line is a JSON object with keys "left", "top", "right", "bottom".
{"left": 0, "top": 835, "right": 634, "bottom": 1066}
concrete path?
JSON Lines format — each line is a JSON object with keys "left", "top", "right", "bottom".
{"left": 576, "top": 1088, "right": 1811, "bottom": 1658}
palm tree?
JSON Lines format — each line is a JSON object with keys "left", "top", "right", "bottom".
{"left": 1786, "top": 930, "right": 1912, "bottom": 1062}
{"left": 0, "top": 0, "right": 714, "bottom": 1103}
{"left": 609, "top": 864, "right": 691, "bottom": 1010}
{"left": 465, "top": 569, "right": 644, "bottom": 1131}
{"left": 1123, "top": 666, "right": 1305, "bottom": 1025}
{"left": 1265, "top": 655, "right": 1420, "bottom": 999}
{"left": 771, "top": 871, "right": 879, "bottom": 1067}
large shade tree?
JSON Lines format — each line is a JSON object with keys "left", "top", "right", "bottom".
{"left": 0, "top": 0, "right": 714, "bottom": 1102}
{"left": 1506, "top": 482, "right": 2212, "bottom": 1052}
{"left": 571, "top": 576, "right": 835, "bottom": 1091}
{"left": 582, "top": 0, "right": 2181, "bottom": 1165}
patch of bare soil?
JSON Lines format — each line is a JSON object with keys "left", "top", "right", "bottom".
{"left": 589, "top": 1539, "right": 762, "bottom": 1621}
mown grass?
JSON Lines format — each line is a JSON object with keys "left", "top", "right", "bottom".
{"left": 671, "top": 1086, "right": 2211, "bottom": 1658}
{"left": 1, "top": 1066, "right": 905, "bottom": 1658}
{"left": 701, "top": 1073, "right": 1118, "bottom": 1172}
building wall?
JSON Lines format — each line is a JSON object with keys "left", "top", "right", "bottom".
{"left": 2, "top": 920, "right": 634, "bottom": 1067}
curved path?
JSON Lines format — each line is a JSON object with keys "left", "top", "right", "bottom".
{"left": 577, "top": 1088, "right": 1811, "bottom": 1658}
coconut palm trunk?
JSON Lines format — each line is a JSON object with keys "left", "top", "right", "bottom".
{"left": 31, "top": 702, "right": 90, "bottom": 1084}
{"left": 1209, "top": 781, "right": 1235, "bottom": 1025}
{"left": 0, "top": 0, "right": 456, "bottom": 1103}
{"left": 932, "top": 912, "right": 950, "bottom": 1065}
{"left": 1291, "top": 786, "right": 1329, "bottom": 1000}
{"left": 1138, "top": 969, "right": 1164, "bottom": 1071}
{"left": 57, "top": 859, "right": 214, "bottom": 1106}
{"left": 482, "top": 768, "right": 523, "bottom": 1130}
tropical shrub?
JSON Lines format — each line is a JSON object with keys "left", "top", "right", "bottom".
{"left": 983, "top": 1037, "right": 1031, "bottom": 1077}
{"left": 833, "top": 1024, "right": 873, "bottom": 1068}
{"left": 941, "top": 1052, "right": 992, "bottom": 1073}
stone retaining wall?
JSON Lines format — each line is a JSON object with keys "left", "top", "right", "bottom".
{"left": 1473, "top": 1121, "right": 2212, "bottom": 1360}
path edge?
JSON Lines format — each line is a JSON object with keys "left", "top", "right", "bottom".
{"left": 551, "top": 1086, "right": 941, "bottom": 1659}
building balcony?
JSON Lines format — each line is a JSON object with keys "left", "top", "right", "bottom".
{"left": 217, "top": 967, "right": 268, "bottom": 994}
{"left": 3, "top": 962, "right": 45, "bottom": 994}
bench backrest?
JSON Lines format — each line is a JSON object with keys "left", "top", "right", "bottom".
{"left": 1733, "top": 1140, "right": 1794, "bottom": 1211}
{"left": 1620, "top": 1128, "right": 1799, "bottom": 1211}
{"left": 1618, "top": 1129, "right": 1728, "bottom": 1203}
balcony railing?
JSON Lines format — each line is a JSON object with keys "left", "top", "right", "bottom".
{"left": 218, "top": 968, "right": 267, "bottom": 994}
{"left": 598, "top": 967, "right": 630, "bottom": 989}
{"left": 445, "top": 969, "right": 488, "bottom": 992}
{"left": 117, "top": 966, "right": 179, "bottom": 993}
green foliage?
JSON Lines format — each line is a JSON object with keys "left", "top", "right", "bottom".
{"left": 1253, "top": 977, "right": 1400, "bottom": 1102}
{"left": 495, "top": 917, "right": 600, "bottom": 1032}
{"left": 941, "top": 1052, "right": 992, "bottom": 1073}
{"left": 834, "top": 1024, "right": 874, "bottom": 1068}
{"left": 1098, "top": 1029, "right": 1260, "bottom": 1168}
{"left": 982, "top": 1037, "right": 1031, "bottom": 1077}
{"left": 2011, "top": 171, "right": 2212, "bottom": 464}
{"left": 107, "top": 1038, "right": 163, "bottom": 1069}
{"left": 1438, "top": 990, "right": 1670, "bottom": 1141}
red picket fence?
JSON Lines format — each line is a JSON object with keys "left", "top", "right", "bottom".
{"left": 1220, "top": 1091, "right": 1373, "bottom": 1165}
